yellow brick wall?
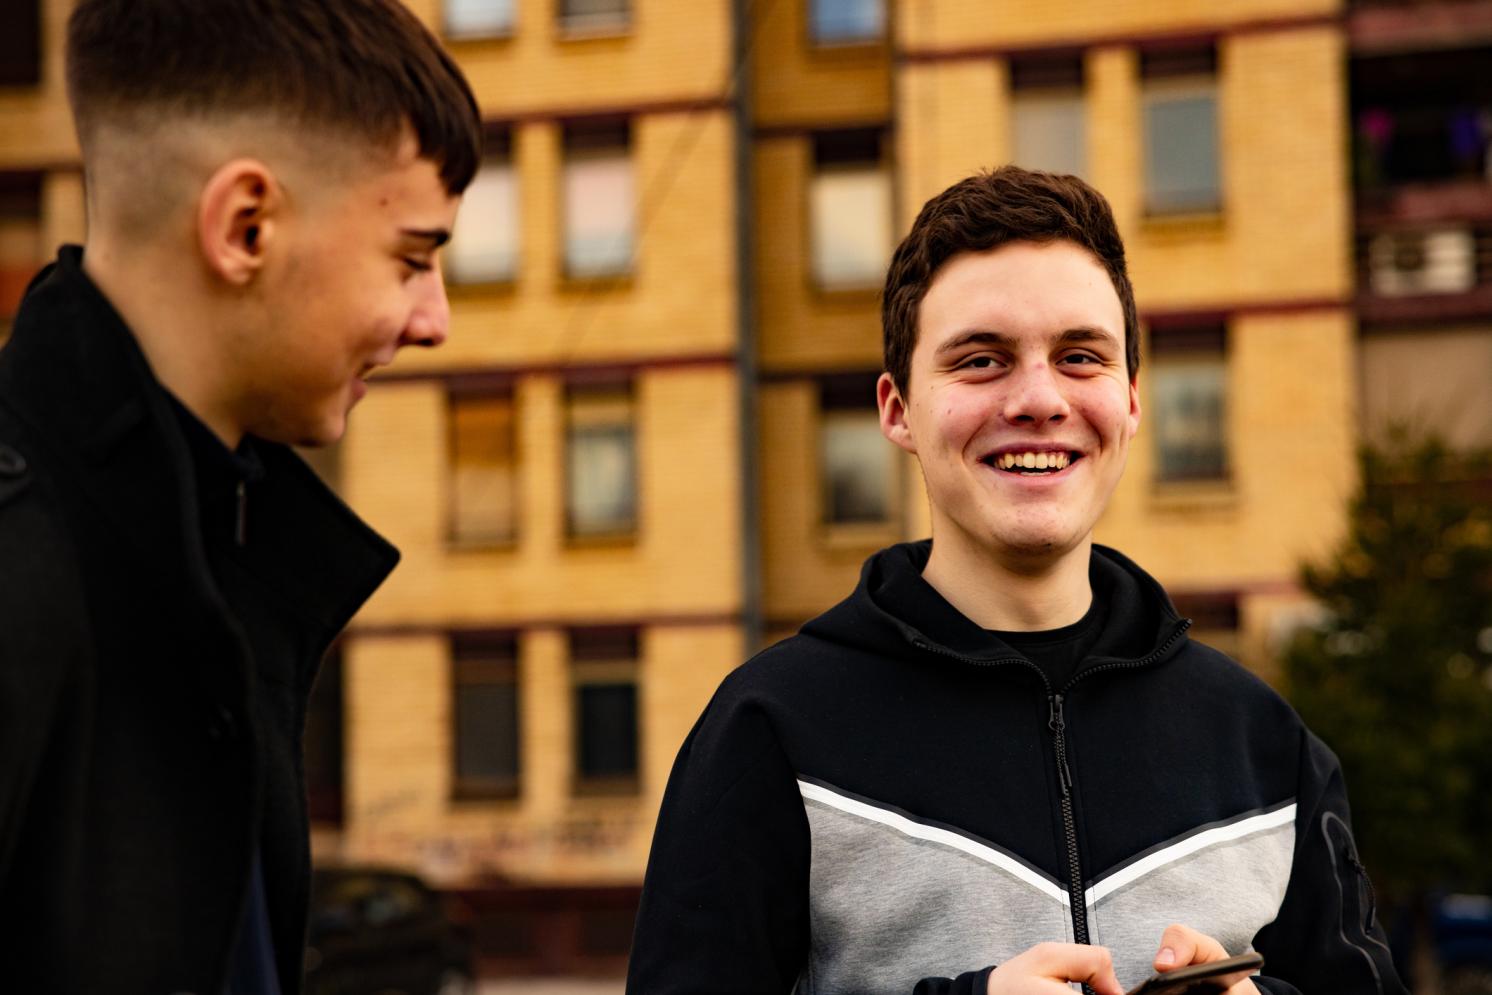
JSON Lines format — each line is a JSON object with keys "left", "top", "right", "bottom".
{"left": 895, "top": 60, "right": 1009, "bottom": 230}
{"left": 400, "top": 111, "right": 738, "bottom": 373}
{"left": 403, "top": 0, "right": 730, "bottom": 111}
{"left": 1098, "top": 309, "right": 1358, "bottom": 585}
{"left": 1123, "top": 29, "right": 1351, "bottom": 306}
{"left": 343, "top": 623, "right": 741, "bottom": 885}
{"left": 751, "top": 0, "right": 889, "bottom": 127}
{"left": 894, "top": 30, "right": 1351, "bottom": 309}
{"left": 0, "top": 0, "right": 76, "bottom": 170}
{"left": 758, "top": 380, "right": 908, "bottom": 621}
{"left": 898, "top": 0, "right": 1339, "bottom": 53}
{"left": 345, "top": 364, "right": 742, "bottom": 626}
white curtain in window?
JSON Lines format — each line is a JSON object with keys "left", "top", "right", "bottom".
{"left": 447, "top": 161, "right": 518, "bottom": 284}
{"left": 1013, "top": 92, "right": 1086, "bottom": 178}
{"left": 810, "top": 166, "right": 892, "bottom": 288}
{"left": 444, "top": 0, "right": 514, "bottom": 37}
{"left": 565, "top": 151, "right": 635, "bottom": 276}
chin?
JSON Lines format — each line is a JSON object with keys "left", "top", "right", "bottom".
{"left": 989, "top": 522, "right": 1086, "bottom": 561}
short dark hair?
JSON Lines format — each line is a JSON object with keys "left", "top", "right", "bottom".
{"left": 881, "top": 165, "right": 1139, "bottom": 393}
{"left": 66, "top": 0, "right": 483, "bottom": 194}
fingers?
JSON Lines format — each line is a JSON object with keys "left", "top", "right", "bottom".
{"left": 1154, "top": 922, "right": 1226, "bottom": 970}
{"left": 1153, "top": 925, "right": 1259, "bottom": 995}
{"left": 988, "top": 942, "right": 1125, "bottom": 995}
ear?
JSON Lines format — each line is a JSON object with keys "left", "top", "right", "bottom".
{"left": 877, "top": 372, "right": 918, "bottom": 455}
{"left": 1127, "top": 372, "right": 1142, "bottom": 441}
{"left": 196, "top": 158, "right": 281, "bottom": 286}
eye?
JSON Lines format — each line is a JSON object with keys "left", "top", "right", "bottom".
{"left": 402, "top": 256, "right": 434, "bottom": 274}
{"left": 959, "top": 355, "right": 999, "bottom": 370}
{"left": 1059, "top": 352, "right": 1102, "bottom": 366}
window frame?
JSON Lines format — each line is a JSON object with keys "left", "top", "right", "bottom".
{"left": 442, "top": 0, "right": 517, "bottom": 40}
{"left": 1148, "top": 322, "right": 1232, "bottom": 486}
{"left": 561, "top": 120, "right": 636, "bottom": 280}
{"left": 451, "top": 632, "right": 523, "bottom": 802}
{"left": 563, "top": 379, "right": 639, "bottom": 543}
{"left": 446, "top": 380, "right": 521, "bottom": 549}
{"left": 569, "top": 628, "right": 641, "bottom": 796}
{"left": 807, "top": 0, "right": 886, "bottom": 47}
{"left": 556, "top": 0, "right": 631, "bottom": 38}
{"left": 807, "top": 128, "right": 894, "bottom": 293}
{"left": 1140, "top": 46, "right": 1223, "bottom": 218}
{"left": 446, "top": 129, "right": 519, "bottom": 287}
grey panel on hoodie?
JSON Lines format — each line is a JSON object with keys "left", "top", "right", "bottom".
{"left": 799, "top": 781, "right": 1294, "bottom": 994}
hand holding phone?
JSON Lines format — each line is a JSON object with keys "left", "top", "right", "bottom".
{"left": 1124, "top": 952, "right": 1264, "bottom": 995}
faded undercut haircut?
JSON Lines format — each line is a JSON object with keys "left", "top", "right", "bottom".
{"left": 881, "top": 165, "right": 1140, "bottom": 394}
{"left": 66, "top": 0, "right": 483, "bottom": 195}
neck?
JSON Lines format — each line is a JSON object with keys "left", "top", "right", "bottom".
{"left": 922, "top": 532, "right": 1093, "bottom": 632}
{"left": 82, "top": 235, "right": 245, "bottom": 449}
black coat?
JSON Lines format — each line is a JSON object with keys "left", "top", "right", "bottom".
{"left": 0, "top": 248, "right": 398, "bottom": 994}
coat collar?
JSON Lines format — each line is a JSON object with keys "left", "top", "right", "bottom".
{"left": 0, "top": 246, "right": 398, "bottom": 651}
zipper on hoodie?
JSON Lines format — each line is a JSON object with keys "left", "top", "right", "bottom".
{"left": 1048, "top": 692, "right": 1090, "bottom": 950}
{"left": 910, "top": 616, "right": 1191, "bottom": 977}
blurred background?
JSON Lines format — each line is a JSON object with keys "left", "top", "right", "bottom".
{"left": 3, "top": 0, "right": 1491, "bottom": 991}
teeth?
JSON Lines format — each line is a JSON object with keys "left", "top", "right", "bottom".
{"left": 994, "top": 451, "right": 1073, "bottom": 472}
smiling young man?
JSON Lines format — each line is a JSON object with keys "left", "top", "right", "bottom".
{"left": 0, "top": 1, "right": 479, "bottom": 992}
{"left": 627, "top": 168, "right": 1405, "bottom": 994}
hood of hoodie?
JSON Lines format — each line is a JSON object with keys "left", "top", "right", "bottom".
{"left": 800, "top": 540, "right": 1191, "bottom": 679}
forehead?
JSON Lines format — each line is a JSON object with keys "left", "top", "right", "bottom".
{"left": 310, "top": 132, "right": 457, "bottom": 227}
{"left": 916, "top": 240, "right": 1124, "bottom": 351}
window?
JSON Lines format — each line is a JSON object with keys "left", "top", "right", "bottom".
{"left": 1150, "top": 324, "right": 1228, "bottom": 483}
{"left": 1141, "top": 47, "right": 1221, "bottom": 215}
{"left": 565, "top": 382, "right": 637, "bottom": 539}
{"left": 810, "top": 129, "right": 893, "bottom": 289}
{"left": 559, "top": 0, "right": 629, "bottom": 34}
{"left": 0, "top": 0, "right": 41, "bottom": 87}
{"left": 820, "top": 374, "right": 895, "bottom": 525}
{"left": 452, "top": 632, "right": 521, "bottom": 799}
{"left": 563, "top": 122, "right": 634, "bottom": 277}
{"left": 447, "top": 131, "right": 518, "bottom": 284}
{"left": 1011, "top": 54, "right": 1086, "bottom": 178}
{"left": 0, "top": 173, "right": 42, "bottom": 343}
{"left": 570, "top": 628, "right": 640, "bottom": 794}
{"left": 810, "top": 0, "right": 884, "bottom": 44}
{"left": 449, "top": 386, "right": 518, "bottom": 546}
{"left": 444, "top": 0, "right": 515, "bottom": 38}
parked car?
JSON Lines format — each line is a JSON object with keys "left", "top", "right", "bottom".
{"left": 1440, "top": 893, "right": 1492, "bottom": 995}
{"left": 304, "top": 866, "right": 476, "bottom": 995}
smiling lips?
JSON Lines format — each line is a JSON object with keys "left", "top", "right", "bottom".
{"left": 985, "top": 450, "right": 1081, "bottom": 474}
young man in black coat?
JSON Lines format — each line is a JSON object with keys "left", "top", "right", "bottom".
{"left": 0, "top": 2, "right": 480, "bottom": 992}
{"left": 627, "top": 169, "right": 1407, "bottom": 994}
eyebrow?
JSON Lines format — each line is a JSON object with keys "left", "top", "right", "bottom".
{"left": 399, "top": 227, "right": 452, "bottom": 248}
{"left": 934, "top": 326, "right": 1120, "bottom": 358}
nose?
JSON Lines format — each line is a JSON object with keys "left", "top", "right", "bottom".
{"left": 401, "top": 258, "right": 450, "bottom": 348}
{"left": 1001, "top": 362, "right": 1069, "bottom": 426}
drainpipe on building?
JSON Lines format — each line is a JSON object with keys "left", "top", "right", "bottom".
{"left": 732, "top": 0, "right": 763, "bottom": 655}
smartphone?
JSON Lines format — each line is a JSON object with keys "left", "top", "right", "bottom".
{"left": 1124, "top": 952, "right": 1265, "bottom": 995}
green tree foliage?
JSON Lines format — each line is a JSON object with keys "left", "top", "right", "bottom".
{"left": 1283, "top": 430, "right": 1492, "bottom": 897}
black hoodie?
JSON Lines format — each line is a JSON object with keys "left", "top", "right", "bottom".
{"left": 627, "top": 542, "right": 1404, "bottom": 995}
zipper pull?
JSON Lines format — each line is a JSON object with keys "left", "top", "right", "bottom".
{"left": 235, "top": 479, "right": 248, "bottom": 547}
{"left": 1048, "top": 695, "right": 1073, "bottom": 796}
